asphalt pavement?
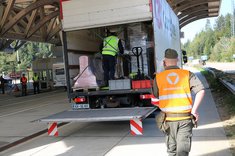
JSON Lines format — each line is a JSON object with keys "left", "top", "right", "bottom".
{"left": 0, "top": 67, "right": 233, "bottom": 156}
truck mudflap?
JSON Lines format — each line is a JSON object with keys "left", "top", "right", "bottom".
{"left": 37, "top": 107, "right": 157, "bottom": 136}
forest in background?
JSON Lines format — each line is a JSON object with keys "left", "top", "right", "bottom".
{"left": 182, "top": 13, "right": 235, "bottom": 62}
{"left": 0, "top": 13, "right": 235, "bottom": 75}
{"left": 0, "top": 42, "right": 52, "bottom": 75}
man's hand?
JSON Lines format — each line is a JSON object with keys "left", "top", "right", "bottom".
{"left": 191, "top": 112, "right": 198, "bottom": 128}
{"left": 191, "top": 112, "right": 199, "bottom": 122}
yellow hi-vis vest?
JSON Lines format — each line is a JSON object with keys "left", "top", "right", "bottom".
{"left": 102, "top": 36, "right": 119, "bottom": 56}
{"left": 33, "top": 75, "right": 39, "bottom": 82}
{"left": 156, "top": 69, "right": 193, "bottom": 121}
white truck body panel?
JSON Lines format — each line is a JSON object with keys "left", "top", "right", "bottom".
{"left": 152, "top": 0, "right": 181, "bottom": 72}
{"left": 62, "top": 0, "right": 152, "bottom": 31}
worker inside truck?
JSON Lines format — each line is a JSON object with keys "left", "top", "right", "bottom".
{"left": 99, "top": 29, "right": 124, "bottom": 87}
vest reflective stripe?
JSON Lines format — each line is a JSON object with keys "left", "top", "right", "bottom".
{"left": 156, "top": 69, "right": 192, "bottom": 121}
{"left": 159, "top": 93, "right": 191, "bottom": 100}
{"left": 160, "top": 105, "right": 192, "bottom": 112}
{"left": 102, "top": 36, "right": 119, "bottom": 56}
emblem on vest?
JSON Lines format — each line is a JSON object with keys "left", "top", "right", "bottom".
{"left": 167, "top": 72, "right": 179, "bottom": 85}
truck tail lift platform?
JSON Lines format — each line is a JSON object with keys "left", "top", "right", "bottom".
{"left": 38, "top": 107, "right": 157, "bottom": 136}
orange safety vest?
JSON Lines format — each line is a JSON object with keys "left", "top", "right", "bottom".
{"left": 21, "top": 77, "right": 27, "bottom": 85}
{"left": 156, "top": 69, "right": 192, "bottom": 121}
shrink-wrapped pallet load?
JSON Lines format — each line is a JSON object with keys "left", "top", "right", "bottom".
{"left": 73, "top": 56, "right": 98, "bottom": 88}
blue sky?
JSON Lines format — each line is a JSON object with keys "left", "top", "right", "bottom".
{"left": 181, "top": 0, "right": 234, "bottom": 44}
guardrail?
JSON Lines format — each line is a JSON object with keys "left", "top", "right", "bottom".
{"left": 219, "top": 78, "right": 235, "bottom": 95}
{"left": 206, "top": 67, "right": 235, "bottom": 95}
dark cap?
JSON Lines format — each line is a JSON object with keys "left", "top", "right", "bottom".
{"left": 165, "top": 49, "right": 178, "bottom": 59}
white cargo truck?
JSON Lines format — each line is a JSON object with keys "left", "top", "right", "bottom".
{"left": 52, "top": 63, "right": 66, "bottom": 87}
{"left": 39, "top": 0, "right": 184, "bottom": 135}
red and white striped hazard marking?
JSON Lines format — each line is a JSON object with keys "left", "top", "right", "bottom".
{"left": 130, "top": 119, "right": 143, "bottom": 136}
{"left": 48, "top": 122, "right": 58, "bottom": 137}
{"left": 151, "top": 97, "right": 159, "bottom": 106}
{"left": 140, "top": 94, "right": 159, "bottom": 107}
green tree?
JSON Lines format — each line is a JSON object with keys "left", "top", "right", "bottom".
{"left": 18, "top": 42, "right": 52, "bottom": 70}
{"left": 210, "top": 37, "right": 232, "bottom": 62}
{"left": 205, "top": 19, "right": 212, "bottom": 31}
{"left": 203, "top": 29, "right": 215, "bottom": 56}
{"left": 0, "top": 42, "right": 52, "bottom": 73}
{"left": 214, "top": 14, "right": 232, "bottom": 40}
{"left": 227, "top": 37, "right": 235, "bottom": 62}
{"left": 183, "top": 13, "right": 233, "bottom": 62}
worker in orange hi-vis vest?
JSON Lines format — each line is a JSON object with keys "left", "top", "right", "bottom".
{"left": 20, "top": 73, "right": 27, "bottom": 96}
{"left": 152, "top": 49, "right": 205, "bottom": 156}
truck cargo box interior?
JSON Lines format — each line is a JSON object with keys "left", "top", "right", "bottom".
{"left": 64, "top": 21, "right": 155, "bottom": 108}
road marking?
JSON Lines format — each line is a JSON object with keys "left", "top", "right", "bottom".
{"left": 0, "top": 91, "right": 65, "bottom": 108}
{"left": 0, "top": 99, "right": 67, "bottom": 118}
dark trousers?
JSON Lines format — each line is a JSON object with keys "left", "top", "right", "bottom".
{"left": 22, "top": 84, "right": 27, "bottom": 96}
{"left": 33, "top": 82, "right": 40, "bottom": 94}
{"left": 1, "top": 84, "right": 4, "bottom": 94}
{"left": 166, "top": 119, "right": 193, "bottom": 156}
{"left": 102, "top": 55, "right": 116, "bottom": 85}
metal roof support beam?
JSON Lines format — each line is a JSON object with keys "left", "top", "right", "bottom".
{"left": 179, "top": 5, "right": 219, "bottom": 20}
{"left": 8, "top": 12, "right": 23, "bottom": 33}
{"left": 0, "top": 0, "right": 58, "bottom": 36}
{"left": 180, "top": 15, "right": 216, "bottom": 29}
{"left": 167, "top": 0, "right": 221, "bottom": 28}
{"left": 1, "top": 0, "right": 221, "bottom": 45}
{"left": 180, "top": 11, "right": 209, "bottom": 23}
{"left": 12, "top": 10, "right": 28, "bottom": 28}
{"left": 26, "top": 10, "right": 59, "bottom": 39}
{"left": 180, "top": 11, "right": 218, "bottom": 24}
{"left": 39, "top": 6, "right": 47, "bottom": 41}
{"left": 11, "top": 9, "right": 29, "bottom": 31}
{"left": 178, "top": 5, "right": 209, "bottom": 19}
{"left": 174, "top": 0, "right": 220, "bottom": 13}
{"left": 25, "top": 9, "right": 37, "bottom": 37}
{"left": 47, "top": 17, "right": 56, "bottom": 35}
{"left": 3, "top": 31, "right": 60, "bottom": 44}
{"left": 168, "top": 0, "right": 185, "bottom": 6}
{"left": 46, "top": 22, "right": 61, "bottom": 42}
{"left": 0, "top": 5, "right": 4, "bottom": 21}
{"left": 0, "top": 0, "right": 15, "bottom": 29}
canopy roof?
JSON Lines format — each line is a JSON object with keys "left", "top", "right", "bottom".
{"left": 0, "top": 0, "right": 221, "bottom": 50}
{"left": 167, "top": 0, "right": 221, "bottom": 28}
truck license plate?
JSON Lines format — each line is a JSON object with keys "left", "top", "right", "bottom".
{"left": 72, "top": 104, "right": 90, "bottom": 109}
